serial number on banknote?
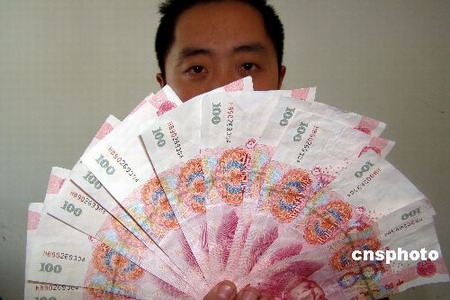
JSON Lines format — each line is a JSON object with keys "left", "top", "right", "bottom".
{"left": 347, "top": 165, "right": 381, "bottom": 198}
{"left": 168, "top": 121, "right": 184, "bottom": 159}
{"left": 226, "top": 104, "right": 234, "bottom": 143}
{"left": 384, "top": 217, "right": 423, "bottom": 237}
{"left": 106, "top": 147, "right": 140, "bottom": 183}
{"left": 296, "top": 125, "right": 318, "bottom": 162}
{"left": 42, "top": 250, "right": 86, "bottom": 262}
{"left": 34, "top": 283, "right": 80, "bottom": 291}
{"left": 69, "top": 190, "right": 106, "bottom": 214}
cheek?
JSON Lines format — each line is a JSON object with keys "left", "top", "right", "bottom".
{"left": 251, "top": 69, "right": 281, "bottom": 91}
{"left": 169, "top": 79, "right": 207, "bottom": 102}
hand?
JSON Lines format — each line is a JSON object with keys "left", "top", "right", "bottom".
{"left": 203, "top": 280, "right": 273, "bottom": 300}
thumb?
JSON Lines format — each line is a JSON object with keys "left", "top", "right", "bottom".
{"left": 203, "top": 280, "right": 237, "bottom": 300}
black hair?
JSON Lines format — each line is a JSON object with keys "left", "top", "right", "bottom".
{"left": 155, "top": 0, "right": 284, "bottom": 78}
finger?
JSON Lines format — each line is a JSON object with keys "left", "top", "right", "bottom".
{"left": 203, "top": 280, "right": 237, "bottom": 300}
{"left": 236, "top": 285, "right": 260, "bottom": 300}
{"left": 259, "top": 292, "right": 274, "bottom": 300}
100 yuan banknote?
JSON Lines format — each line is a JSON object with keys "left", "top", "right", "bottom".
{"left": 28, "top": 171, "right": 199, "bottom": 299}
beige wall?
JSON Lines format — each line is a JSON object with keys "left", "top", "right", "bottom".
{"left": 0, "top": 0, "right": 448, "bottom": 299}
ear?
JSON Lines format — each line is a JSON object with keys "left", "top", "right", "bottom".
{"left": 156, "top": 73, "right": 166, "bottom": 88}
{"left": 278, "top": 66, "right": 286, "bottom": 89}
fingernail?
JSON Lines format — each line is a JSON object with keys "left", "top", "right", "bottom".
{"left": 241, "top": 290, "right": 258, "bottom": 300}
{"left": 217, "top": 283, "right": 235, "bottom": 299}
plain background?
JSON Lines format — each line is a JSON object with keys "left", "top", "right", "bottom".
{"left": 0, "top": 0, "right": 449, "bottom": 299}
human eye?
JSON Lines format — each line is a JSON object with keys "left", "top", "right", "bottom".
{"left": 186, "top": 65, "right": 207, "bottom": 75}
{"left": 238, "top": 62, "right": 259, "bottom": 74}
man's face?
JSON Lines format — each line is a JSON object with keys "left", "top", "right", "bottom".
{"left": 157, "top": 1, "right": 286, "bottom": 101}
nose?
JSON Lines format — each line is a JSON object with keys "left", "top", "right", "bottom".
{"left": 208, "top": 65, "right": 242, "bottom": 91}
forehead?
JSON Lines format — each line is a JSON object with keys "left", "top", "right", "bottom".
{"left": 170, "top": 1, "right": 273, "bottom": 54}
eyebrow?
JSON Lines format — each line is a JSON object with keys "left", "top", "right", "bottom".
{"left": 176, "top": 48, "right": 212, "bottom": 66}
{"left": 233, "top": 43, "right": 268, "bottom": 54}
{"left": 176, "top": 43, "right": 268, "bottom": 66}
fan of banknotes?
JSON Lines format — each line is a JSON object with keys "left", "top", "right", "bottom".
{"left": 25, "top": 77, "right": 449, "bottom": 299}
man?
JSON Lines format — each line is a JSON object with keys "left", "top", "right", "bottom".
{"left": 155, "top": 0, "right": 286, "bottom": 101}
{"left": 154, "top": 0, "right": 285, "bottom": 298}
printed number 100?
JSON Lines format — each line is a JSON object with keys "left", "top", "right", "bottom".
{"left": 152, "top": 127, "right": 166, "bottom": 147}
{"left": 83, "top": 171, "right": 102, "bottom": 190}
{"left": 95, "top": 155, "right": 115, "bottom": 175}
{"left": 34, "top": 297, "right": 56, "bottom": 300}
{"left": 61, "top": 201, "right": 82, "bottom": 216}
{"left": 39, "top": 263, "right": 62, "bottom": 273}
{"left": 354, "top": 161, "right": 375, "bottom": 178}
